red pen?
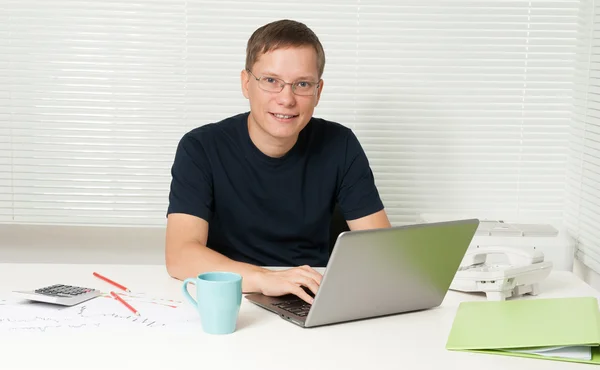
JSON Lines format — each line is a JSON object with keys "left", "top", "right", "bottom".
{"left": 111, "top": 291, "right": 140, "bottom": 316}
{"left": 93, "top": 272, "right": 131, "bottom": 292}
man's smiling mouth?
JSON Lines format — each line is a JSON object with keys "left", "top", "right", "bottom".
{"left": 270, "top": 112, "right": 299, "bottom": 120}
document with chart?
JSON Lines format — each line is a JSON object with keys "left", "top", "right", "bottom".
{"left": 0, "top": 292, "right": 197, "bottom": 333}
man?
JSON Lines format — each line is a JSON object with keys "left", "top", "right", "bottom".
{"left": 165, "top": 19, "right": 391, "bottom": 304}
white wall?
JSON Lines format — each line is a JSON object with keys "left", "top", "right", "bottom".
{"left": 0, "top": 224, "right": 165, "bottom": 265}
{"left": 573, "top": 259, "right": 600, "bottom": 292}
{"left": 3, "top": 222, "right": 598, "bottom": 294}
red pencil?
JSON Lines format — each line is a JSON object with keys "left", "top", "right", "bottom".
{"left": 93, "top": 272, "right": 131, "bottom": 292}
{"left": 110, "top": 291, "right": 140, "bottom": 316}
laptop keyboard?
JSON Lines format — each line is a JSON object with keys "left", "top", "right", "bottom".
{"left": 272, "top": 298, "right": 311, "bottom": 317}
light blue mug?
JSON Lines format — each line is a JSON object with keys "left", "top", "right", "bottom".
{"left": 182, "top": 271, "right": 242, "bottom": 335}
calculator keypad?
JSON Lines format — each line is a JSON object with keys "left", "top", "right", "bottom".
{"left": 34, "top": 284, "right": 95, "bottom": 297}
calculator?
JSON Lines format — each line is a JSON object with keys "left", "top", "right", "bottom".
{"left": 13, "top": 284, "right": 102, "bottom": 306}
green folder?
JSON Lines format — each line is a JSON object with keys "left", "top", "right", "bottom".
{"left": 446, "top": 296, "right": 600, "bottom": 365}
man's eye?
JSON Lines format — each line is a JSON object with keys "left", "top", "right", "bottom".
{"left": 296, "top": 81, "right": 312, "bottom": 88}
{"left": 264, "top": 77, "right": 278, "bottom": 84}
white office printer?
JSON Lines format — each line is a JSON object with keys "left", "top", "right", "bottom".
{"left": 450, "top": 245, "right": 553, "bottom": 301}
{"left": 419, "top": 214, "right": 576, "bottom": 301}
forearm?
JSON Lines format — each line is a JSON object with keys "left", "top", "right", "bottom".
{"left": 166, "top": 241, "right": 268, "bottom": 293}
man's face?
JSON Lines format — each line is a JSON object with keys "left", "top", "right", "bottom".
{"left": 241, "top": 45, "right": 323, "bottom": 144}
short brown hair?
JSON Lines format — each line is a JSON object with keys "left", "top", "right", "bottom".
{"left": 245, "top": 19, "right": 326, "bottom": 79}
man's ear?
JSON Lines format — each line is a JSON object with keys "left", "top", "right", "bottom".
{"left": 314, "top": 79, "right": 324, "bottom": 107}
{"left": 241, "top": 69, "right": 250, "bottom": 99}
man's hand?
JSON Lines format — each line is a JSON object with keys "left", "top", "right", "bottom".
{"left": 255, "top": 265, "right": 323, "bottom": 304}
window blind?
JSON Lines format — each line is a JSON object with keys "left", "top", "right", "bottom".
{"left": 566, "top": 0, "right": 600, "bottom": 273}
{"left": 0, "top": 0, "right": 588, "bottom": 227}
{"left": 353, "top": 1, "right": 580, "bottom": 225}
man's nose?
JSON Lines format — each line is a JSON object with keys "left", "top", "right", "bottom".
{"left": 276, "top": 83, "right": 297, "bottom": 106}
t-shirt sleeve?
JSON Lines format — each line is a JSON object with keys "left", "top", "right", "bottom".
{"left": 336, "top": 130, "right": 385, "bottom": 220}
{"left": 166, "top": 132, "right": 214, "bottom": 222}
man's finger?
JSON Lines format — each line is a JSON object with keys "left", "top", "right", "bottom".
{"left": 295, "top": 276, "right": 319, "bottom": 297}
{"left": 291, "top": 285, "right": 314, "bottom": 304}
{"left": 297, "top": 266, "right": 323, "bottom": 285}
{"left": 299, "top": 264, "right": 319, "bottom": 274}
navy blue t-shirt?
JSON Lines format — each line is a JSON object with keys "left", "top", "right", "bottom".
{"left": 167, "top": 112, "right": 384, "bottom": 267}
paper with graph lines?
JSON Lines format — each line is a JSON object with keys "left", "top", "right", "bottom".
{"left": 0, "top": 292, "right": 197, "bottom": 333}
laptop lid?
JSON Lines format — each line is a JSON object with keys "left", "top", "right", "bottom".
{"left": 303, "top": 218, "right": 479, "bottom": 327}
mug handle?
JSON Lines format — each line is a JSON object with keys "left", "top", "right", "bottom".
{"left": 182, "top": 278, "right": 198, "bottom": 307}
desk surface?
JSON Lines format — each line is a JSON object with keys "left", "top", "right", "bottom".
{"left": 0, "top": 263, "right": 597, "bottom": 370}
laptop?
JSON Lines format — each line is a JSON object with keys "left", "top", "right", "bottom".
{"left": 245, "top": 218, "right": 479, "bottom": 328}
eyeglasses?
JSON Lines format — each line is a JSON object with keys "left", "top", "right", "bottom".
{"left": 246, "top": 69, "right": 320, "bottom": 96}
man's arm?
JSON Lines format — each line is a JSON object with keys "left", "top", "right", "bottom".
{"left": 346, "top": 209, "right": 391, "bottom": 231}
{"left": 337, "top": 129, "right": 391, "bottom": 232}
{"left": 165, "top": 213, "right": 321, "bottom": 303}
{"left": 165, "top": 213, "right": 265, "bottom": 292}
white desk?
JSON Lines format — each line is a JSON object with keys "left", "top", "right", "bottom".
{"left": 0, "top": 263, "right": 597, "bottom": 370}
